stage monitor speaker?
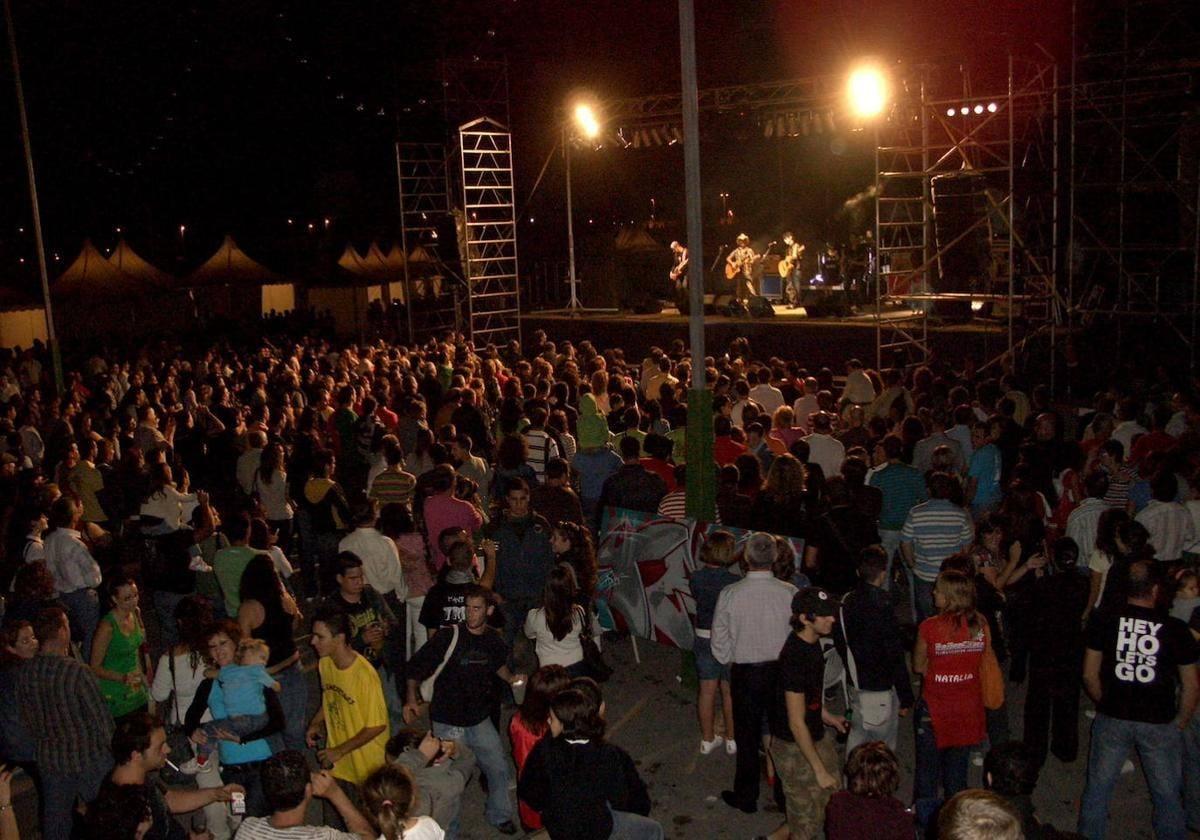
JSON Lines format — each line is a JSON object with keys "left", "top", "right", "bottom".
{"left": 805, "top": 293, "right": 852, "bottom": 318}
{"left": 725, "top": 299, "right": 748, "bottom": 318}
{"left": 931, "top": 171, "right": 991, "bottom": 292}
{"left": 748, "top": 296, "right": 775, "bottom": 318}
{"left": 758, "top": 274, "right": 783, "bottom": 300}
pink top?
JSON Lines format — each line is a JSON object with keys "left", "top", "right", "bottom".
{"left": 423, "top": 493, "right": 483, "bottom": 570}
{"left": 393, "top": 533, "right": 435, "bottom": 598}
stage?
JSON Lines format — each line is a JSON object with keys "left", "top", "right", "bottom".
{"left": 520, "top": 304, "right": 1018, "bottom": 369}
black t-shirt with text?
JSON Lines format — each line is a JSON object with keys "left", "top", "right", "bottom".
{"left": 771, "top": 633, "right": 826, "bottom": 743}
{"left": 1087, "top": 604, "right": 1199, "bottom": 724}
{"left": 419, "top": 579, "right": 474, "bottom": 630}
{"left": 410, "top": 624, "right": 509, "bottom": 727}
{"left": 327, "top": 588, "right": 392, "bottom": 665}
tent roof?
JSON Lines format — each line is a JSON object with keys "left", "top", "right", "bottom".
{"left": 185, "top": 235, "right": 287, "bottom": 288}
{"left": 383, "top": 243, "right": 407, "bottom": 274}
{"left": 407, "top": 245, "right": 436, "bottom": 263}
{"left": 310, "top": 244, "right": 378, "bottom": 289}
{"left": 108, "top": 239, "right": 176, "bottom": 289}
{"left": 336, "top": 244, "right": 371, "bottom": 276}
{"left": 54, "top": 240, "right": 159, "bottom": 301}
{"left": 614, "top": 227, "right": 662, "bottom": 252}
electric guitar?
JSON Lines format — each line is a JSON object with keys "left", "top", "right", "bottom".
{"left": 669, "top": 259, "right": 689, "bottom": 285}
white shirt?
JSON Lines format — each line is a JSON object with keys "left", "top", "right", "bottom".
{"left": 524, "top": 607, "right": 584, "bottom": 668}
{"left": 253, "top": 471, "right": 293, "bottom": 521}
{"left": 1135, "top": 499, "right": 1196, "bottom": 562}
{"left": 233, "top": 817, "right": 360, "bottom": 839}
{"left": 792, "top": 395, "right": 820, "bottom": 431}
{"left": 339, "top": 527, "right": 407, "bottom": 599}
{"left": 1088, "top": 549, "right": 1113, "bottom": 607}
{"left": 44, "top": 527, "right": 102, "bottom": 593}
{"left": 1066, "top": 497, "right": 1107, "bottom": 563}
{"left": 711, "top": 570, "right": 797, "bottom": 665}
{"left": 150, "top": 651, "right": 212, "bottom": 726}
{"left": 1112, "top": 420, "right": 1148, "bottom": 458}
{"left": 237, "top": 448, "right": 264, "bottom": 496}
{"left": 140, "top": 487, "right": 197, "bottom": 532}
{"left": 381, "top": 818, "right": 444, "bottom": 840}
{"left": 749, "top": 384, "right": 785, "bottom": 417}
{"left": 840, "top": 369, "right": 876, "bottom": 405}
{"left": 805, "top": 432, "right": 846, "bottom": 478}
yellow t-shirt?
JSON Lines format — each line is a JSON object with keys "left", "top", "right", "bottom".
{"left": 318, "top": 653, "right": 389, "bottom": 785}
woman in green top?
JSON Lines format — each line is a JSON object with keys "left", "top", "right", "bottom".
{"left": 90, "top": 575, "right": 151, "bottom": 718}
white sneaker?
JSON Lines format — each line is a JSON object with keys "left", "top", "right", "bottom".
{"left": 700, "top": 737, "right": 724, "bottom": 755}
{"left": 725, "top": 739, "right": 737, "bottom": 755}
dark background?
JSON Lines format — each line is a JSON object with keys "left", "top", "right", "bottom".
{"left": 0, "top": 0, "right": 1071, "bottom": 295}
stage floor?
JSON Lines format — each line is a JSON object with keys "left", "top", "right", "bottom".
{"left": 520, "top": 304, "right": 1018, "bottom": 368}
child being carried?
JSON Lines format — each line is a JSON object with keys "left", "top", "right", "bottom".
{"left": 183, "top": 638, "right": 280, "bottom": 774}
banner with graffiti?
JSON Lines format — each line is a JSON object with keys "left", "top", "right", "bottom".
{"left": 595, "top": 507, "right": 805, "bottom": 650}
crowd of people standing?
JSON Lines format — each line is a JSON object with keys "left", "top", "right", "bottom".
{"left": 0, "top": 326, "right": 1196, "bottom": 839}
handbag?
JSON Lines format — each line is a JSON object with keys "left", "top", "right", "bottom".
{"left": 419, "top": 624, "right": 460, "bottom": 703}
{"left": 979, "top": 623, "right": 1005, "bottom": 711}
{"left": 160, "top": 653, "right": 199, "bottom": 786}
{"left": 577, "top": 606, "right": 613, "bottom": 682}
{"left": 840, "top": 601, "right": 895, "bottom": 728}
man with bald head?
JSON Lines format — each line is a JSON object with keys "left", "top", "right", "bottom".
{"left": 711, "top": 532, "right": 799, "bottom": 814}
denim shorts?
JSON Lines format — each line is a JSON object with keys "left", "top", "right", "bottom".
{"left": 693, "top": 635, "right": 730, "bottom": 681}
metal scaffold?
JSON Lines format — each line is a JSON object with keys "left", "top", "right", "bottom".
{"left": 459, "top": 118, "right": 521, "bottom": 345}
{"left": 873, "top": 56, "right": 1061, "bottom": 377}
{"left": 1068, "top": 0, "right": 1200, "bottom": 370}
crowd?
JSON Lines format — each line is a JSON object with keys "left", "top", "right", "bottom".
{"left": 0, "top": 327, "right": 1196, "bottom": 839}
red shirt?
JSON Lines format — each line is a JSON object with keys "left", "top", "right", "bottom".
{"left": 640, "top": 457, "right": 677, "bottom": 492}
{"left": 509, "top": 712, "right": 549, "bottom": 830}
{"left": 1130, "top": 430, "right": 1176, "bottom": 468}
{"left": 374, "top": 405, "right": 399, "bottom": 432}
{"left": 714, "top": 437, "right": 748, "bottom": 466}
{"left": 919, "top": 613, "right": 987, "bottom": 748}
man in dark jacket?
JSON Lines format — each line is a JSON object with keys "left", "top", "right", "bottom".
{"left": 595, "top": 436, "right": 667, "bottom": 530}
{"left": 481, "top": 478, "right": 555, "bottom": 652}
{"left": 530, "top": 457, "right": 584, "bottom": 527}
{"left": 832, "top": 546, "right": 914, "bottom": 753}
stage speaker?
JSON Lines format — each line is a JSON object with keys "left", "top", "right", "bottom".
{"left": 725, "top": 299, "right": 748, "bottom": 318}
{"left": 632, "top": 298, "right": 664, "bottom": 315}
{"left": 931, "top": 171, "right": 991, "bottom": 292}
{"left": 707, "top": 293, "right": 734, "bottom": 315}
{"left": 805, "top": 293, "right": 852, "bottom": 318}
{"left": 748, "top": 296, "right": 775, "bottom": 318}
{"left": 758, "top": 274, "right": 783, "bottom": 300}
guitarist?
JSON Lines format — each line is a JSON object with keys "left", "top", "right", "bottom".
{"left": 725, "top": 233, "right": 758, "bottom": 302}
{"left": 669, "top": 241, "right": 689, "bottom": 290}
{"left": 779, "top": 231, "right": 806, "bottom": 308}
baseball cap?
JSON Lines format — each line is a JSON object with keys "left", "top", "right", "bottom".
{"left": 791, "top": 587, "right": 837, "bottom": 618}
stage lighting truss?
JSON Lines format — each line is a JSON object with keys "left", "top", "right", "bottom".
{"left": 759, "top": 109, "right": 835, "bottom": 139}
{"left": 945, "top": 101, "right": 1000, "bottom": 117}
{"left": 611, "top": 123, "right": 684, "bottom": 148}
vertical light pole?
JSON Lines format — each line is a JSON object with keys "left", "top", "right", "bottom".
{"left": 563, "top": 126, "right": 580, "bottom": 309}
{"left": 5, "top": 0, "right": 61, "bottom": 392}
{"left": 679, "top": 0, "right": 715, "bottom": 521}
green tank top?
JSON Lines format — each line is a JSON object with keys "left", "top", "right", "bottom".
{"left": 98, "top": 610, "right": 148, "bottom": 717}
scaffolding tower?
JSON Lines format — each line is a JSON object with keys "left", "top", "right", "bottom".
{"left": 874, "top": 57, "right": 1061, "bottom": 374}
{"left": 459, "top": 118, "right": 521, "bottom": 345}
{"left": 394, "top": 141, "right": 462, "bottom": 344}
{"left": 1068, "top": 0, "right": 1200, "bottom": 369}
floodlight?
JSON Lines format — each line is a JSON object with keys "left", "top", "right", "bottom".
{"left": 987, "top": 102, "right": 998, "bottom": 113}
{"left": 974, "top": 104, "right": 984, "bottom": 115}
{"left": 960, "top": 107, "right": 969, "bottom": 116}
{"left": 847, "top": 66, "right": 888, "bottom": 118}
{"left": 573, "top": 103, "right": 601, "bottom": 139}
{"left": 946, "top": 108, "right": 956, "bottom": 117}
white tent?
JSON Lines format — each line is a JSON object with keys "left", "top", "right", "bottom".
{"left": 186, "top": 235, "right": 293, "bottom": 315}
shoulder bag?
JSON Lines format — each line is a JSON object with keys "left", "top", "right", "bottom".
{"left": 577, "top": 605, "right": 613, "bottom": 682}
{"left": 840, "top": 598, "right": 896, "bottom": 729}
{"left": 978, "top": 620, "right": 1005, "bottom": 710}
{"left": 419, "top": 624, "right": 460, "bottom": 703}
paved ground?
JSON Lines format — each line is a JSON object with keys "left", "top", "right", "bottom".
{"left": 11, "top": 623, "right": 1162, "bottom": 839}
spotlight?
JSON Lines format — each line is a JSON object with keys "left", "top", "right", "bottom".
{"left": 847, "top": 65, "right": 888, "bottom": 118}
{"left": 971, "top": 300, "right": 985, "bottom": 312}
{"left": 787, "top": 114, "right": 799, "bottom": 136}
{"left": 946, "top": 108, "right": 956, "bottom": 117}
{"left": 616, "top": 128, "right": 631, "bottom": 148}
{"left": 670, "top": 126, "right": 683, "bottom": 144}
{"left": 650, "top": 127, "right": 664, "bottom": 146}
{"left": 987, "top": 102, "right": 998, "bottom": 113}
{"left": 632, "top": 130, "right": 643, "bottom": 149}
{"left": 973, "top": 104, "right": 984, "bottom": 114}
{"left": 764, "top": 119, "right": 774, "bottom": 138}
{"left": 776, "top": 115, "right": 786, "bottom": 137}
{"left": 573, "top": 103, "right": 600, "bottom": 139}
{"left": 960, "top": 107, "right": 969, "bottom": 116}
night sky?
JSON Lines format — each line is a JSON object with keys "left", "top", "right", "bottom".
{"left": 0, "top": 0, "right": 1070, "bottom": 294}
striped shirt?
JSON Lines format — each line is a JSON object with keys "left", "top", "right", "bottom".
{"left": 657, "top": 489, "right": 688, "bottom": 520}
{"left": 368, "top": 467, "right": 417, "bottom": 508}
{"left": 18, "top": 653, "right": 114, "bottom": 773}
{"left": 711, "top": 571, "right": 798, "bottom": 665}
{"left": 1103, "top": 464, "right": 1135, "bottom": 509}
{"left": 870, "top": 462, "right": 928, "bottom": 531}
{"left": 522, "top": 428, "right": 560, "bottom": 483}
{"left": 901, "top": 499, "right": 975, "bottom": 582}
{"left": 1065, "top": 497, "right": 1107, "bottom": 563}
{"left": 1135, "top": 500, "right": 1196, "bottom": 562}
{"left": 233, "top": 817, "right": 360, "bottom": 839}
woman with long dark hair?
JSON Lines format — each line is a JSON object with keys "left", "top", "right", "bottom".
{"left": 253, "top": 442, "right": 293, "bottom": 555}
{"left": 90, "top": 575, "right": 150, "bottom": 720}
{"left": 524, "top": 566, "right": 586, "bottom": 675}
{"left": 509, "top": 665, "right": 572, "bottom": 832}
{"left": 237, "top": 554, "right": 306, "bottom": 752}
{"left": 550, "top": 521, "right": 597, "bottom": 610}
{"left": 750, "top": 453, "right": 808, "bottom": 539}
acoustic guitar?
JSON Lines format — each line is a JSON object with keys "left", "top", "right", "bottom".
{"left": 777, "top": 243, "right": 806, "bottom": 278}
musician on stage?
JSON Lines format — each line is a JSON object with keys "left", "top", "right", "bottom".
{"left": 726, "top": 233, "right": 757, "bottom": 302}
{"left": 669, "top": 241, "right": 689, "bottom": 290}
{"left": 780, "top": 231, "right": 805, "bottom": 309}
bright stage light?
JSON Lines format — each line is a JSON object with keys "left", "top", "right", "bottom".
{"left": 847, "top": 66, "right": 888, "bottom": 118}
{"left": 987, "top": 102, "right": 998, "bottom": 112}
{"left": 946, "top": 108, "right": 956, "bottom": 117}
{"left": 573, "top": 103, "right": 601, "bottom": 139}
{"left": 974, "top": 104, "right": 984, "bottom": 114}
{"left": 960, "top": 107, "right": 969, "bottom": 116}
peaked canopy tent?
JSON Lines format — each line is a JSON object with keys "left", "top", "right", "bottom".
{"left": 185, "top": 235, "right": 294, "bottom": 318}
{"left": 307, "top": 243, "right": 388, "bottom": 338}
{"left": 108, "top": 239, "right": 177, "bottom": 288}
{"left": 52, "top": 240, "right": 168, "bottom": 339}
{"left": 107, "top": 239, "right": 195, "bottom": 332}
{"left": 0, "top": 284, "right": 47, "bottom": 349}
